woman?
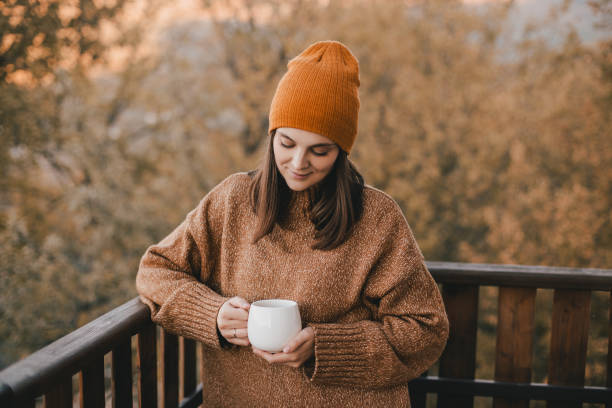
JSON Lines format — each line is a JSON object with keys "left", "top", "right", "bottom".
{"left": 136, "top": 40, "right": 448, "bottom": 407}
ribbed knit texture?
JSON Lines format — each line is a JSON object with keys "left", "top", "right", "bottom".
{"left": 136, "top": 173, "right": 448, "bottom": 407}
{"left": 268, "top": 40, "right": 360, "bottom": 153}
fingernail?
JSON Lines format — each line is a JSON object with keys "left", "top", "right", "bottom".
{"left": 283, "top": 347, "right": 289, "bottom": 353}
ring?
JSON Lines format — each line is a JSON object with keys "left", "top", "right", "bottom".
{"left": 233, "top": 328, "right": 237, "bottom": 338}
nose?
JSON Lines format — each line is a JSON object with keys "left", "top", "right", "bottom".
{"left": 291, "top": 148, "right": 309, "bottom": 170}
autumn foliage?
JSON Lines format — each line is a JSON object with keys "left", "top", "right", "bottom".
{"left": 1, "top": 0, "right": 610, "bottom": 389}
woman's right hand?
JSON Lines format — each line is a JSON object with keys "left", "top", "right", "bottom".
{"left": 216, "top": 297, "right": 251, "bottom": 346}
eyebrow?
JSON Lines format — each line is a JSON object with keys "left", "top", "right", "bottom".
{"left": 277, "top": 132, "right": 336, "bottom": 148}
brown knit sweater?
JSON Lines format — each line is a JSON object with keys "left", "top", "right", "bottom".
{"left": 136, "top": 172, "right": 448, "bottom": 407}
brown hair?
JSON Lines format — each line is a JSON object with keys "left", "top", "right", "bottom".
{"left": 249, "top": 131, "right": 364, "bottom": 250}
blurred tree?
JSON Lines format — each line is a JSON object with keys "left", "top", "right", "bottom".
{"left": 0, "top": 0, "right": 131, "bottom": 185}
{"left": 0, "top": 0, "right": 156, "bottom": 366}
{"left": 1, "top": 0, "right": 126, "bottom": 83}
{"left": 0, "top": 0, "right": 610, "bottom": 386}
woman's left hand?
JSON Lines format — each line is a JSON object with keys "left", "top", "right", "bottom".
{"left": 252, "top": 326, "right": 314, "bottom": 368}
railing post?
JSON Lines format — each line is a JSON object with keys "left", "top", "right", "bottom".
{"left": 408, "top": 371, "right": 427, "bottom": 408}
{"left": 44, "top": 377, "right": 72, "bottom": 408}
{"left": 438, "top": 283, "right": 479, "bottom": 408}
{"left": 138, "top": 322, "right": 158, "bottom": 408}
{"left": 547, "top": 289, "right": 591, "bottom": 408}
{"left": 181, "top": 337, "right": 197, "bottom": 400}
{"left": 162, "top": 330, "right": 179, "bottom": 408}
{"left": 80, "top": 356, "right": 105, "bottom": 408}
{"left": 0, "top": 381, "right": 14, "bottom": 408}
{"left": 608, "top": 291, "right": 612, "bottom": 408}
{"left": 494, "top": 287, "right": 536, "bottom": 408}
{"left": 112, "top": 339, "right": 133, "bottom": 408}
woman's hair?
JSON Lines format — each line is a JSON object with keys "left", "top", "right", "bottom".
{"left": 249, "top": 131, "right": 364, "bottom": 250}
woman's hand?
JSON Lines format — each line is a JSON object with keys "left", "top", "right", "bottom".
{"left": 252, "top": 326, "right": 315, "bottom": 368}
{"left": 217, "top": 297, "right": 251, "bottom": 346}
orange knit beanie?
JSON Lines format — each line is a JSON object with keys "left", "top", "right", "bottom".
{"left": 268, "top": 40, "right": 360, "bottom": 154}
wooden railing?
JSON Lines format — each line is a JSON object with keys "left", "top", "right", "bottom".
{"left": 0, "top": 262, "right": 611, "bottom": 408}
{"left": 0, "top": 299, "right": 202, "bottom": 408}
{"left": 410, "top": 263, "right": 612, "bottom": 407}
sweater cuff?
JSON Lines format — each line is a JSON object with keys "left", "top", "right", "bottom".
{"left": 162, "top": 282, "right": 229, "bottom": 350}
{"left": 307, "top": 323, "right": 369, "bottom": 385}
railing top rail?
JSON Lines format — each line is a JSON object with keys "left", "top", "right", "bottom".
{"left": 0, "top": 297, "right": 150, "bottom": 405}
{"left": 426, "top": 261, "right": 612, "bottom": 290}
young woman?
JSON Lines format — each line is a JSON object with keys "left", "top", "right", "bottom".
{"left": 136, "top": 40, "right": 448, "bottom": 407}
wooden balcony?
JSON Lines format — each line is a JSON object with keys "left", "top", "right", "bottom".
{"left": 0, "top": 262, "right": 611, "bottom": 407}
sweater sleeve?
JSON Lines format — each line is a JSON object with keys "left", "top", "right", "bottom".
{"left": 135, "top": 178, "right": 232, "bottom": 350}
{"left": 306, "top": 199, "right": 449, "bottom": 389}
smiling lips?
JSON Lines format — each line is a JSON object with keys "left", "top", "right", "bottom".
{"left": 290, "top": 170, "right": 311, "bottom": 179}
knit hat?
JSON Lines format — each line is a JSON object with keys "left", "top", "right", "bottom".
{"left": 268, "top": 40, "right": 360, "bottom": 154}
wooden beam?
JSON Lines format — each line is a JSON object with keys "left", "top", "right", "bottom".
{"left": 137, "top": 323, "right": 157, "bottom": 408}
{"left": 426, "top": 262, "right": 612, "bottom": 290}
{"left": 494, "top": 287, "right": 536, "bottom": 408}
{"left": 181, "top": 337, "right": 197, "bottom": 400}
{"left": 44, "top": 377, "right": 72, "bottom": 408}
{"left": 608, "top": 291, "right": 612, "bottom": 408}
{"left": 112, "top": 339, "right": 132, "bottom": 408}
{"left": 547, "top": 289, "right": 591, "bottom": 408}
{"left": 79, "top": 357, "right": 104, "bottom": 408}
{"left": 162, "top": 331, "right": 179, "bottom": 408}
{"left": 438, "top": 284, "right": 479, "bottom": 408}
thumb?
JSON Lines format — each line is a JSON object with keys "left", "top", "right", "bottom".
{"left": 283, "top": 330, "right": 307, "bottom": 354}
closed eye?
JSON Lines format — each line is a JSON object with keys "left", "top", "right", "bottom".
{"left": 281, "top": 143, "right": 329, "bottom": 156}
{"left": 278, "top": 134, "right": 335, "bottom": 156}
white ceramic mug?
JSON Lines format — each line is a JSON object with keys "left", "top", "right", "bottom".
{"left": 247, "top": 299, "right": 302, "bottom": 353}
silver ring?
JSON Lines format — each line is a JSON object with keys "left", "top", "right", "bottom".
{"left": 233, "top": 328, "right": 237, "bottom": 338}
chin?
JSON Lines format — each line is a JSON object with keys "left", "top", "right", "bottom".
{"left": 285, "top": 181, "right": 310, "bottom": 191}
{"left": 283, "top": 175, "right": 317, "bottom": 191}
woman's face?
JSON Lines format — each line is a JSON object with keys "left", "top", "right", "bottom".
{"left": 273, "top": 127, "right": 340, "bottom": 191}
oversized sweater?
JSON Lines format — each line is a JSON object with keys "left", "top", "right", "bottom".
{"left": 136, "top": 172, "right": 448, "bottom": 407}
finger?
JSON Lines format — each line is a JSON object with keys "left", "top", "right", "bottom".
{"left": 220, "top": 305, "right": 249, "bottom": 320}
{"left": 222, "top": 307, "right": 250, "bottom": 322}
{"left": 217, "top": 319, "right": 248, "bottom": 330}
{"left": 253, "top": 348, "right": 281, "bottom": 363}
{"left": 281, "top": 335, "right": 314, "bottom": 367}
{"left": 282, "top": 337, "right": 302, "bottom": 354}
{"left": 218, "top": 311, "right": 249, "bottom": 326}
{"left": 222, "top": 330, "right": 250, "bottom": 346}
{"left": 252, "top": 348, "right": 293, "bottom": 364}
{"left": 283, "top": 328, "right": 313, "bottom": 353}
{"left": 221, "top": 327, "right": 248, "bottom": 339}
{"left": 229, "top": 297, "right": 251, "bottom": 311}
{"left": 234, "top": 327, "right": 248, "bottom": 338}
{"left": 228, "top": 337, "right": 250, "bottom": 347}
{"left": 289, "top": 342, "right": 313, "bottom": 364}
